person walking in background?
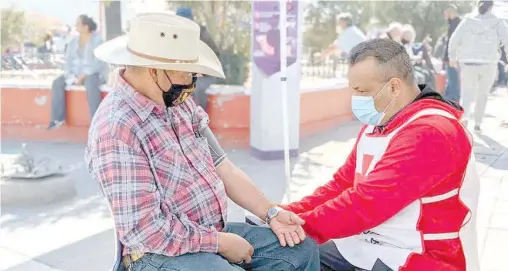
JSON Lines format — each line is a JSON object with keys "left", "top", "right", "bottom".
{"left": 38, "top": 32, "right": 54, "bottom": 66}
{"left": 320, "top": 12, "right": 367, "bottom": 59}
{"left": 448, "top": 0, "right": 508, "bottom": 132}
{"left": 48, "top": 15, "right": 108, "bottom": 129}
{"left": 176, "top": 7, "right": 221, "bottom": 112}
{"left": 443, "top": 4, "right": 462, "bottom": 103}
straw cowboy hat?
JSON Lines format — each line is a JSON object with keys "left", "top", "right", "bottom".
{"left": 94, "top": 12, "right": 225, "bottom": 78}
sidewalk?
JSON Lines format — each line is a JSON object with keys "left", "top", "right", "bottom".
{"left": 1, "top": 89, "right": 508, "bottom": 271}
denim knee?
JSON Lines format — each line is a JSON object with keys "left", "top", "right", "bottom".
{"left": 298, "top": 238, "right": 319, "bottom": 266}
{"left": 52, "top": 75, "right": 66, "bottom": 89}
{"left": 281, "top": 237, "right": 319, "bottom": 270}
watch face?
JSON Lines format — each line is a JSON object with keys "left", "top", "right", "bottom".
{"left": 268, "top": 208, "right": 278, "bottom": 218}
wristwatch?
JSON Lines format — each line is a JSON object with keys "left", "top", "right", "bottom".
{"left": 266, "top": 206, "right": 283, "bottom": 224}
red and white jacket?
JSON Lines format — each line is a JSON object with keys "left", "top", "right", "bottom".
{"left": 282, "top": 90, "right": 480, "bottom": 271}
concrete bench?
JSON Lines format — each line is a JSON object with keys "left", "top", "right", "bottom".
{"left": 1, "top": 79, "right": 356, "bottom": 145}
{"left": 1, "top": 82, "right": 110, "bottom": 127}
{"left": 206, "top": 80, "right": 355, "bottom": 148}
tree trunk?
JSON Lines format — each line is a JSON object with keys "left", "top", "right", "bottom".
{"left": 104, "top": 1, "right": 123, "bottom": 41}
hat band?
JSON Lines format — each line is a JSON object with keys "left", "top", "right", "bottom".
{"left": 127, "top": 47, "right": 198, "bottom": 64}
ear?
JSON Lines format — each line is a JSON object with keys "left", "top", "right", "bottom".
{"left": 149, "top": 68, "right": 158, "bottom": 82}
{"left": 389, "top": 78, "right": 404, "bottom": 96}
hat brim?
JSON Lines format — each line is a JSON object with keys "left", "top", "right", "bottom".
{"left": 94, "top": 35, "right": 225, "bottom": 79}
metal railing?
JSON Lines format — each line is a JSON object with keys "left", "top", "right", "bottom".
{"left": 300, "top": 57, "right": 348, "bottom": 80}
{"left": 1, "top": 52, "right": 349, "bottom": 82}
{"left": 1, "top": 53, "right": 64, "bottom": 71}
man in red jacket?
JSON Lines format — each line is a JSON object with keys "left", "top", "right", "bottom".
{"left": 282, "top": 39, "right": 480, "bottom": 271}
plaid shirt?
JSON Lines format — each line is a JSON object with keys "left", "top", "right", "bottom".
{"left": 85, "top": 71, "right": 228, "bottom": 257}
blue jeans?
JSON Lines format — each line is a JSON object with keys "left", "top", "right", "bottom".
{"left": 50, "top": 73, "right": 104, "bottom": 122}
{"left": 131, "top": 222, "right": 320, "bottom": 271}
{"left": 444, "top": 65, "right": 460, "bottom": 103}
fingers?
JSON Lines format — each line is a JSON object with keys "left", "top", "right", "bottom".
{"left": 289, "top": 212, "right": 305, "bottom": 225}
{"left": 296, "top": 226, "right": 306, "bottom": 241}
{"left": 244, "top": 244, "right": 254, "bottom": 264}
{"left": 284, "top": 232, "right": 295, "bottom": 247}
{"left": 290, "top": 231, "right": 301, "bottom": 245}
{"left": 277, "top": 233, "right": 287, "bottom": 247}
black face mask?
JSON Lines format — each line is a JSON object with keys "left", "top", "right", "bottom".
{"left": 156, "top": 71, "right": 197, "bottom": 108}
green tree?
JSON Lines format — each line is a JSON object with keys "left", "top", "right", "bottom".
{"left": 1, "top": 8, "right": 26, "bottom": 49}
{"left": 372, "top": 1, "right": 474, "bottom": 42}
{"left": 167, "top": 1, "right": 251, "bottom": 85}
{"left": 302, "top": 0, "right": 475, "bottom": 53}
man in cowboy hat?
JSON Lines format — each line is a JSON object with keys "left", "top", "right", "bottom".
{"left": 85, "top": 12, "right": 319, "bottom": 271}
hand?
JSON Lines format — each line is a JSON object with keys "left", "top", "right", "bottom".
{"left": 269, "top": 210, "right": 306, "bottom": 247}
{"left": 449, "top": 60, "right": 458, "bottom": 69}
{"left": 75, "top": 74, "right": 86, "bottom": 85}
{"left": 504, "top": 64, "right": 508, "bottom": 73}
{"left": 218, "top": 232, "right": 254, "bottom": 264}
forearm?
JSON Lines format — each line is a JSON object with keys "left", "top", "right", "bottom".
{"left": 216, "top": 159, "right": 273, "bottom": 221}
{"left": 321, "top": 44, "right": 337, "bottom": 58}
{"left": 448, "top": 26, "right": 463, "bottom": 60}
{"left": 280, "top": 179, "right": 345, "bottom": 214}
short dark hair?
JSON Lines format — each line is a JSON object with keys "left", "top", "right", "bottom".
{"left": 78, "top": 14, "right": 98, "bottom": 32}
{"left": 478, "top": 0, "right": 494, "bottom": 15}
{"left": 348, "top": 39, "right": 414, "bottom": 84}
{"left": 337, "top": 12, "right": 353, "bottom": 27}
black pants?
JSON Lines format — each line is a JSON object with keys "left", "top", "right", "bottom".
{"left": 319, "top": 241, "right": 393, "bottom": 271}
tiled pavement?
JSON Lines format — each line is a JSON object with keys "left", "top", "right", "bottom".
{"left": 1, "top": 89, "right": 507, "bottom": 271}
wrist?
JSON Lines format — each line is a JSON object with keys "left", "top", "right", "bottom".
{"left": 265, "top": 206, "right": 283, "bottom": 224}
{"left": 260, "top": 203, "right": 277, "bottom": 221}
{"left": 217, "top": 232, "right": 226, "bottom": 254}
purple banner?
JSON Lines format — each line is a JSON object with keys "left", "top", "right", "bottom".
{"left": 252, "top": 0, "right": 298, "bottom": 77}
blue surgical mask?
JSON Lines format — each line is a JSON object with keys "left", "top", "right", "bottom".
{"left": 351, "top": 82, "right": 395, "bottom": 126}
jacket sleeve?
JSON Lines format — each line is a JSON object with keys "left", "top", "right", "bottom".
{"left": 297, "top": 117, "right": 471, "bottom": 244}
{"left": 497, "top": 19, "right": 508, "bottom": 49}
{"left": 280, "top": 126, "right": 366, "bottom": 214}
{"left": 448, "top": 19, "right": 467, "bottom": 61}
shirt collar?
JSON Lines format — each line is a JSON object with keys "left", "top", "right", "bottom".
{"left": 114, "top": 69, "right": 166, "bottom": 121}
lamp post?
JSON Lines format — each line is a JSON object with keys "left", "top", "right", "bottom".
{"left": 279, "top": 0, "right": 291, "bottom": 202}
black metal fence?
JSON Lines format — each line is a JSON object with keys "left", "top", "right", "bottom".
{"left": 1, "top": 53, "right": 64, "bottom": 71}
{"left": 1, "top": 52, "right": 347, "bottom": 83}
{"left": 300, "top": 57, "right": 348, "bottom": 80}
